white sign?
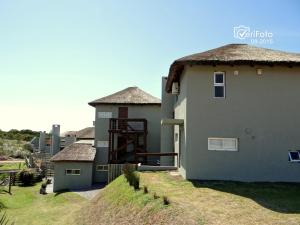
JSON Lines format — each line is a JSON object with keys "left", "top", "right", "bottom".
{"left": 97, "top": 141, "right": 109, "bottom": 148}
{"left": 98, "top": 112, "right": 112, "bottom": 119}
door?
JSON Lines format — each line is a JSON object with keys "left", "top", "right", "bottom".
{"left": 174, "top": 125, "right": 181, "bottom": 167}
{"left": 118, "top": 107, "right": 128, "bottom": 130}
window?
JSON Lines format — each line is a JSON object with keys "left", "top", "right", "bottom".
{"left": 288, "top": 151, "right": 300, "bottom": 162}
{"left": 65, "top": 169, "right": 81, "bottom": 175}
{"left": 97, "top": 141, "right": 109, "bottom": 148}
{"left": 98, "top": 112, "right": 112, "bottom": 119}
{"left": 208, "top": 138, "right": 238, "bottom": 151}
{"left": 214, "top": 72, "right": 225, "bottom": 98}
{"left": 96, "top": 165, "right": 108, "bottom": 171}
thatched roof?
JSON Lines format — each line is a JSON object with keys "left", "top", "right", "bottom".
{"left": 62, "top": 127, "right": 94, "bottom": 139}
{"left": 88, "top": 87, "right": 161, "bottom": 106}
{"left": 166, "top": 44, "right": 300, "bottom": 92}
{"left": 51, "top": 143, "right": 96, "bottom": 162}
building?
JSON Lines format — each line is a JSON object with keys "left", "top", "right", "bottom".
{"left": 89, "top": 86, "right": 161, "bottom": 183}
{"left": 51, "top": 143, "right": 96, "bottom": 192}
{"left": 162, "top": 44, "right": 300, "bottom": 182}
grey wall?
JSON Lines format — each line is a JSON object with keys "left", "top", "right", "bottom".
{"left": 51, "top": 124, "right": 60, "bottom": 156}
{"left": 53, "top": 161, "right": 93, "bottom": 192}
{"left": 173, "top": 72, "right": 188, "bottom": 178}
{"left": 39, "top": 131, "right": 46, "bottom": 152}
{"left": 160, "top": 77, "right": 175, "bottom": 166}
{"left": 179, "top": 65, "right": 300, "bottom": 182}
{"left": 93, "top": 104, "right": 161, "bottom": 182}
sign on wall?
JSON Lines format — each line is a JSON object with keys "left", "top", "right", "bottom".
{"left": 98, "top": 112, "right": 112, "bottom": 119}
{"left": 97, "top": 141, "right": 109, "bottom": 148}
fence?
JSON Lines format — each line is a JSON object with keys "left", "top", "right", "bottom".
{"left": 108, "top": 164, "right": 137, "bottom": 183}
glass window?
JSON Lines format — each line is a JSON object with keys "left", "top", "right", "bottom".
{"left": 214, "top": 72, "right": 225, "bottom": 98}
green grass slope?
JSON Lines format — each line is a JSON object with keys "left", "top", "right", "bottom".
{"left": 78, "top": 172, "right": 300, "bottom": 225}
{"left": 0, "top": 183, "right": 87, "bottom": 225}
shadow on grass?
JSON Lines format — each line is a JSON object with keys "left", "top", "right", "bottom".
{"left": 54, "top": 189, "right": 69, "bottom": 197}
{"left": 191, "top": 180, "right": 300, "bottom": 213}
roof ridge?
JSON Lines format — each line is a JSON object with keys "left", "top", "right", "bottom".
{"left": 89, "top": 86, "right": 161, "bottom": 106}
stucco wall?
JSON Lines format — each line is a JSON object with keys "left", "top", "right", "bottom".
{"left": 93, "top": 104, "right": 161, "bottom": 182}
{"left": 53, "top": 162, "right": 93, "bottom": 192}
{"left": 181, "top": 65, "right": 300, "bottom": 182}
{"left": 174, "top": 71, "right": 188, "bottom": 178}
{"left": 160, "top": 77, "right": 175, "bottom": 166}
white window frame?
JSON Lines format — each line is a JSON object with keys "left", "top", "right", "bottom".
{"left": 98, "top": 112, "right": 112, "bottom": 119}
{"left": 213, "top": 72, "right": 226, "bottom": 98}
{"left": 65, "top": 169, "right": 81, "bottom": 175}
{"left": 97, "top": 141, "right": 109, "bottom": 148}
{"left": 96, "top": 165, "right": 108, "bottom": 171}
{"left": 208, "top": 137, "right": 238, "bottom": 151}
{"left": 288, "top": 151, "right": 300, "bottom": 162}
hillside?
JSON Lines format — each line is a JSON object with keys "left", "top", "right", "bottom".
{"left": 78, "top": 172, "right": 300, "bottom": 225}
{"left": 0, "top": 129, "right": 40, "bottom": 142}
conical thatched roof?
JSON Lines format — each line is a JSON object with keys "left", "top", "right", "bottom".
{"left": 89, "top": 87, "right": 161, "bottom": 106}
{"left": 62, "top": 127, "right": 95, "bottom": 139}
{"left": 166, "top": 44, "right": 300, "bottom": 92}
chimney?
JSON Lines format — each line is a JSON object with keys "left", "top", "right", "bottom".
{"left": 50, "top": 124, "right": 61, "bottom": 156}
{"left": 39, "top": 131, "right": 46, "bottom": 152}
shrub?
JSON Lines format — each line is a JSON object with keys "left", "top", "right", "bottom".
{"left": 23, "top": 143, "right": 33, "bottom": 152}
{"left": 19, "top": 169, "right": 35, "bottom": 186}
{"left": 143, "top": 186, "right": 148, "bottom": 194}
{"left": 163, "top": 196, "right": 170, "bottom": 205}
{"left": 153, "top": 192, "right": 159, "bottom": 199}
{"left": 122, "top": 164, "right": 139, "bottom": 190}
{"left": 40, "top": 183, "right": 47, "bottom": 195}
{"left": 132, "top": 172, "right": 140, "bottom": 190}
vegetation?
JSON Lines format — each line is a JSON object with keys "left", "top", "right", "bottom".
{"left": 123, "top": 164, "right": 140, "bottom": 190}
{"left": 0, "top": 139, "right": 32, "bottom": 159}
{"left": 0, "top": 208, "right": 11, "bottom": 225}
{"left": 0, "top": 163, "right": 26, "bottom": 171}
{"left": 18, "top": 169, "right": 35, "bottom": 186}
{"left": 0, "top": 182, "right": 87, "bottom": 225}
{"left": 79, "top": 172, "right": 300, "bottom": 225}
{"left": 0, "top": 163, "right": 26, "bottom": 181}
{"left": 0, "top": 129, "right": 39, "bottom": 142}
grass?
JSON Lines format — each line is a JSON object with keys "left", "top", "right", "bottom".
{"left": 79, "top": 172, "right": 300, "bottom": 225}
{"left": 0, "top": 182, "right": 87, "bottom": 225}
{"left": 141, "top": 172, "right": 300, "bottom": 225}
{"left": 0, "top": 162, "right": 26, "bottom": 170}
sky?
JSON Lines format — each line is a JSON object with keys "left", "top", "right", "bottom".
{"left": 0, "top": 0, "right": 299, "bottom": 132}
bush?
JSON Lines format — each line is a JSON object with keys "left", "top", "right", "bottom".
{"left": 40, "top": 183, "right": 47, "bottom": 195}
{"left": 163, "top": 196, "right": 170, "bottom": 205}
{"left": 132, "top": 172, "right": 140, "bottom": 190}
{"left": 122, "top": 164, "right": 139, "bottom": 190}
{"left": 143, "top": 186, "right": 148, "bottom": 194}
{"left": 153, "top": 192, "right": 159, "bottom": 199}
{"left": 19, "top": 169, "right": 35, "bottom": 186}
{"left": 23, "top": 143, "right": 33, "bottom": 152}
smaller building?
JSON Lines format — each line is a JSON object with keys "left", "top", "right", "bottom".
{"left": 51, "top": 142, "right": 96, "bottom": 192}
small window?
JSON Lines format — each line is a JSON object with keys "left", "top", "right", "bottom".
{"left": 208, "top": 138, "right": 238, "bottom": 151}
{"left": 214, "top": 72, "right": 225, "bottom": 98}
{"left": 65, "top": 169, "right": 81, "bottom": 175}
{"left": 288, "top": 151, "right": 300, "bottom": 162}
{"left": 97, "top": 141, "right": 109, "bottom": 148}
{"left": 98, "top": 112, "right": 112, "bottom": 119}
{"left": 96, "top": 165, "right": 108, "bottom": 171}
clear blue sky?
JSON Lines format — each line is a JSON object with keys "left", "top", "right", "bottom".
{"left": 0, "top": 0, "right": 299, "bottom": 132}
